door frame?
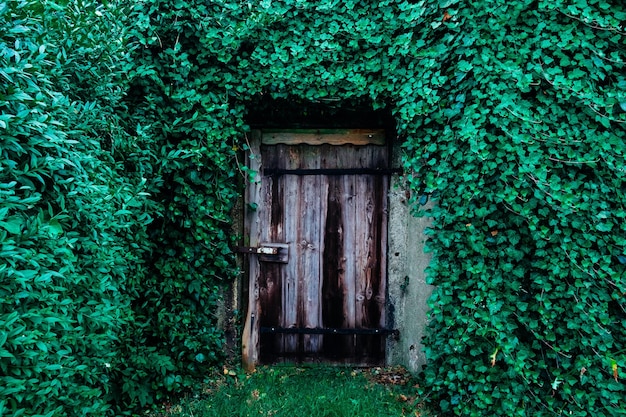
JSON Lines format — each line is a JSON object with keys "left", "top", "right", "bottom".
{"left": 241, "top": 129, "right": 391, "bottom": 371}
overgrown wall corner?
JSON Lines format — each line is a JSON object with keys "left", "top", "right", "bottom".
{"left": 386, "top": 173, "right": 434, "bottom": 374}
{"left": 215, "top": 191, "right": 245, "bottom": 362}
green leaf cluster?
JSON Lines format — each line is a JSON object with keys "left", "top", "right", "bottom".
{"left": 400, "top": 1, "right": 626, "bottom": 415}
{"left": 1, "top": 0, "right": 156, "bottom": 415}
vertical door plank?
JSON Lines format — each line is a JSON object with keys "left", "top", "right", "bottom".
{"left": 321, "top": 175, "right": 346, "bottom": 358}
{"left": 282, "top": 174, "right": 299, "bottom": 355}
{"left": 353, "top": 175, "right": 373, "bottom": 361}
{"left": 298, "top": 144, "right": 321, "bottom": 355}
{"left": 342, "top": 174, "right": 358, "bottom": 359}
{"left": 298, "top": 176, "right": 324, "bottom": 354}
{"left": 354, "top": 174, "right": 387, "bottom": 361}
{"left": 377, "top": 175, "right": 388, "bottom": 329}
{"left": 258, "top": 174, "right": 284, "bottom": 362}
{"left": 336, "top": 140, "right": 358, "bottom": 359}
{"left": 370, "top": 175, "right": 388, "bottom": 362}
{"left": 280, "top": 142, "right": 303, "bottom": 357}
{"left": 354, "top": 175, "right": 371, "bottom": 332}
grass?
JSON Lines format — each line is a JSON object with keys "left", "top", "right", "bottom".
{"left": 147, "top": 365, "right": 426, "bottom": 417}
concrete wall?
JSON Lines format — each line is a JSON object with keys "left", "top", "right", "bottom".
{"left": 385, "top": 167, "right": 434, "bottom": 373}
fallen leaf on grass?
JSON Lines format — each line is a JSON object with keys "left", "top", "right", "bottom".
{"left": 366, "top": 366, "right": 412, "bottom": 386}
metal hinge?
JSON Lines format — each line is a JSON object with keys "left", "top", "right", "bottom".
{"left": 260, "top": 327, "right": 400, "bottom": 339}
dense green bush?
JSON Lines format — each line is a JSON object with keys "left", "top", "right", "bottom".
{"left": 0, "top": 0, "right": 155, "bottom": 415}
{"left": 401, "top": 1, "right": 626, "bottom": 415}
{"left": 398, "top": 1, "right": 626, "bottom": 416}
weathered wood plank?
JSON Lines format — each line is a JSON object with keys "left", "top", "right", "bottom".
{"left": 321, "top": 174, "right": 358, "bottom": 358}
{"left": 263, "top": 144, "right": 389, "bottom": 170}
{"left": 335, "top": 144, "right": 388, "bottom": 168}
{"left": 258, "top": 174, "right": 285, "bottom": 361}
{"left": 262, "top": 145, "right": 297, "bottom": 334}
{"left": 355, "top": 175, "right": 372, "bottom": 359}
{"left": 377, "top": 176, "right": 389, "bottom": 329}
{"left": 261, "top": 129, "right": 385, "bottom": 146}
{"left": 354, "top": 175, "right": 370, "bottom": 331}
{"left": 282, "top": 175, "right": 299, "bottom": 354}
{"left": 354, "top": 174, "right": 387, "bottom": 361}
{"left": 321, "top": 176, "right": 343, "bottom": 347}
{"left": 242, "top": 131, "right": 263, "bottom": 372}
{"left": 336, "top": 142, "right": 358, "bottom": 348}
{"left": 299, "top": 175, "right": 323, "bottom": 353}
{"left": 312, "top": 159, "right": 323, "bottom": 355}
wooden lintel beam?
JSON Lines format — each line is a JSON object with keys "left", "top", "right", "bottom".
{"left": 263, "top": 168, "right": 402, "bottom": 177}
{"left": 261, "top": 129, "right": 386, "bottom": 146}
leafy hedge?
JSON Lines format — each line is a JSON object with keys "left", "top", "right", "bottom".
{"left": 2, "top": 0, "right": 241, "bottom": 413}
{"left": 0, "top": 0, "right": 153, "bottom": 415}
{"left": 2, "top": 0, "right": 624, "bottom": 415}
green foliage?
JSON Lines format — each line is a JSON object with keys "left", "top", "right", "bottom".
{"left": 2, "top": 0, "right": 624, "bottom": 415}
{"left": 402, "top": 1, "right": 626, "bottom": 415}
{"left": 1, "top": 0, "right": 153, "bottom": 415}
{"left": 2, "top": 0, "right": 238, "bottom": 413}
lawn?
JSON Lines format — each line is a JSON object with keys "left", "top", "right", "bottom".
{"left": 146, "top": 366, "right": 426, "bottom": 417}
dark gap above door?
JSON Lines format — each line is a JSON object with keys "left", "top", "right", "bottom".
{"left": 245, "top": 96, "right": 394, "bottom": 130}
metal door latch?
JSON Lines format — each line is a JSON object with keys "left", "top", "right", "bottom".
{"left": 234, "top": 243, "right": 289, "bottom": 263}
{"left": 235, "top": 246, "right": 279, "bottom": 255}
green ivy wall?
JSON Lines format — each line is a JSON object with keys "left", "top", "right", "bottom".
{"left": 1, "top": 0, "right": 625, "bottom": 415}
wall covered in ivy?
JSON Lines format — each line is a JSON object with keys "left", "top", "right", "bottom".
{"left": 128, "top": 0, "right": 626, "bottom": 415}
{"left": 1, "top": 0, "right": 624, "bottom": 415}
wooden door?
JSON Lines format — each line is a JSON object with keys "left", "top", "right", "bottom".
{"left": 242, "top": 130, "right": 390, "bottom": 368}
